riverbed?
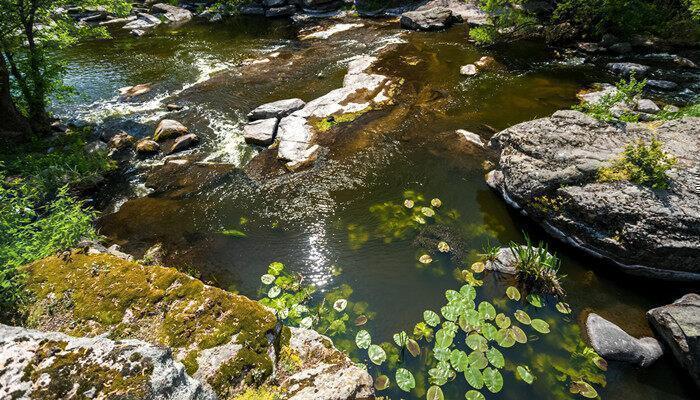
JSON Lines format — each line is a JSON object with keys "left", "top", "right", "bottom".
{"left": 59, "top": 15, "right": 696, "bottom": 400}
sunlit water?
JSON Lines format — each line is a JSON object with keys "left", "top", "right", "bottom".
{"left": 56, "top": 16, "right": 698, "bottom": 400}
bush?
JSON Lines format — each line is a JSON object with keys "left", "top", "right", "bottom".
{"left": 574, "top": 74, "right": 646, "bottom": 122}
{"left": 509, "top": 237, "right": 564, "bottom": 296}
{"left": 598, "top": 137, "right": 678, "bottom": 189}
{"left": 470, "top": 0, "right": 538, "bottom": 44}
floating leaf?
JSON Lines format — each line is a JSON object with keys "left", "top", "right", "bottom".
{"left": 355, "top": 315, "right": 368, "bottom": 326}
{"left": 445, "top": 289, "right": 461, "bottom": 302}
{"left": 407, "top": 339, "right": 421, "bottom": 357}
{"left": 510, "top": 325, "right": 528, "bottom": 344}
{"left": 427, "top": 385, "right": 445, "bottom": 400}
{"left": 374, "top": 375, "right": 390, "bottom": 390}
{"left": 486, "top": 347, "right": 505, "bottom": 369}
{"left": 464, "top": 366, "right": 484, "bottom": 389}
{"left": 531, "top": 319, "right": 551, "bottom": 334}
{"left": 526, "top": 293, "right": 543, "bottom": 307}
{"left": 393, "top": 331, "right": 409, "bottom": 347}
{"left": 396, "top": 368, "right": 416, "bottom": 392}
{"left": 495, "top": 313, "right": 511, "bottom": 329}
{"left": 495, "top": 328, "right": 515, "bottom": 348}
{"left": 556, "top": 302, "right": 572, "bottom": 314}
{"left": 221, "top": 229, "right": 246, "bottom": 237}
{"left": 333, "top": 299, "right": 348, "bottom": 312}
{"left": 450, "top": 349, "right": 469, "bottom": 372}
{"left": 466, "top": 334, "right": 488, "bottom": 352}
{"left": 300, "top": 316, "right": 313, "bottom": 328}
{"left": 433, "top": 347, "right": 451, "bottom": 361}
{"left": 506, "top": 286, "right": 521, "bottom": 301}
{"left": 422, "top": 207, "right": 436, "bottom": 217}
{"left": 516, "top": 365, "right": 534, "bottom": 384}
{"left": 424, "top": 310, "right": 441, "bottom": 327}
{"left": 514, "top": 309, "right": 531, "bottom": 325}
{"left": 431, "top": 198, "right": 442, "bottom": 207}
{"left": 482, "top": 367, "right": 504, "bottom": 393}
{"left": 435, "top": 329, "right": 454, "bottom": 348}
{"left": 268, "top": 286, "right": 281, "bottom": 298}
{"left": 570, "top": 380, "right": 598, "bottom": 398}
{"left": 356, "top": 330, "right": 371, "bottom": 349}
{"left": 404, "top": 199, "right": 415, "bottom": 208}
{"left": 478, "top": 302, "right": 496, "bottom": 320}
{"left": 260, "top": 274, "right": 275, "bottom": 285}
{"left": 471, "top": 262, "right": 485, "bottom": 273}
{"left": 481, "top": 323, "right": 498, "bottom": 340}
{"left": 414, "top": 322, "right": 433, "bottom": 341}
{"left": 428, "top": 361, "right": 453, "bottom": 386}
{"left": 465, "top": 390, "right": 485, "bottom": 400}
{"left": 441, "top": 304, "right": 460, "bottom": 321}
{"left": 419, "top": 254, "right": 433, "bottom": 264}
{"left": 438, "top": 241, "right": 450, "bottom": 252}
{"left": 368, "top": 344, "right": 386, "bottom": 365}
{"left": 594, "top": 356, "right": 608, "bottom": 371}
{"left": 468, "top": 350, "right": 488, "bottom": 369}
{"left": 460, "top": 285, "right": 477, "bottom": 301}
{"left": 268, "top": 262, "right": 284, "bottom": 276}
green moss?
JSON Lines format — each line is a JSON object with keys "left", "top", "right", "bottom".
{"left": 210, "top": 348, "right": 274, "bottom": 397}
{"left": 311, "top": 109, "right": 370, "bottom": 132}
{"left": 182, "top": 350, "right": 200, "bottom": 376}
{"left": 232, "top": 386, "right": 281, "bottom": 400}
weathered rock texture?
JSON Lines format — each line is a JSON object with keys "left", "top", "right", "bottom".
{"left": 586, "top": 313, "right": 662, "bottom": 367}
{"left": 487, "top": 110, "right": 700, "bottom": 280}
{"left": 0, "top": 324, "right": 215, "bottom": 400}
{"left": 647, "top": 293, "right": 700, "bottom": 387}
{"left": 400, "top": 7, "right": 461, "bottom": 31}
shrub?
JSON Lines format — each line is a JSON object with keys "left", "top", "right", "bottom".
{"left": 598, "top": 137, "right": 678, "bottom": 189}
{"left": 470, "top": 0, "right": 538, "bottom": 44}
{"left": 574, "top": 74, "right": 646, "bottom": 122}
{"left": 509, "top": 237, "right": 564, "bottom": 296}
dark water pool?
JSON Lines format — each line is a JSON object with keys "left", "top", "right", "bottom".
{"left": 58, "top": 16, "right": 697, "bottom": 400}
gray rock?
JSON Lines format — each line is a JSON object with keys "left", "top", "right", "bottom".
{"left": 106, "top": 244, "right": 134, "bottom": 261}
{"left": 636, "top": 99, "right": 660, "bottom": 114}
{"left": 85, "top": 140, "right": 108, "bottom": 154}
{"left": 487, "top": 110, "right": 700, "bottom": 280}
{"left": 647, "top": 79, "right": 678, "bottom": 91}
{"left": 130, "top": 28, "right": 147, "bottom": 37}
{"left": 400, "top": 7, "right": 461, "bottom": 31}
{"left": 460, "top": 64, "right": 477, "bottom": 76}
{"left": 578, "top": 42, "right": 603, "bottom": 53}
{"left": 264, "top": 0, "right": 287, "bottom": 7}
{"left": 600, "top": 33, "right": 618, "bottom": 47}
{"left": 277, "top": 115, "right": 314, "bottom": 162}
{"left": 123, "top": 13, "right": 161, "bottom": 30}
{"left": 168, "top": 133, "right": 199, "bottom": 154}
{"left": 578, "top": 84, "right": 619, "bottom": 106}
{"left": 248, "top": 98, "right": 306, "bottom": 120}
{"left": 609, "top": 42, "right": 632, "bottom": 54}
{"left": 151, "top": 3, "right": 192, "bottom": 22}
{"left": 0, "top": 324, "right": 215, "bottom": 400}
{"left": 265, "top": 5, "right": 297, "bottom": 18}
{"left": 456, "top": 129, "right": 484, "bottom": 147}
{"left": 244, "top": 118, "right": 278, "bottom": 146}
{"left": 239, "top": 5, "right": 265, "bottom": 15}
{"left": 301, "top": 0, "right": 344, "bottom": 12}
{"left": 586, "top": 313, "right": 663, "bottom": 367}
{"left": 607, "top": 62, "right": 650, "bottom": 77}
{"left": 647, "top": 293, "right": 700, "bottom": 388}
{"left": 154, "top": 119, "right": 188, "bottom": 141}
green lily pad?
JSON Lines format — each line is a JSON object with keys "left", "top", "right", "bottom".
{"left": 438, "top": 241, "right": 450, "bottom": 252}
{"left": 356, "top": 330, "right": 371, "bottom": 349}
{"left": 333, "top": 298, "right": 347, "bottom": 312}
{"left": 374, "top": 374, "right": 390, "bottom": 390}
{"left": 466, "top": 333, "right": 488, "bottom": 352}
{"left": 393, "top": 331, "right": 408, "bottom": 347}
{"left": 486, "top": 347, "right": 505, "bottom": 369}
{"left": 514, "top": 309, "right": 531, "bottom": 325}
{"left": 268, "top": 286, "right": 281, "bottom": 298}
{"left": 436, "top": 329, "right": 455, "bottom": 348}
{"left": 510, "top": 325, "right": 528, "bottom": 344}
{"left": 424, "top": 310, "right": 441, "bottom": 327}
{"left": 419, "top": 254, "right": 433, "bottom": 264}
{"left": 482, "top": 367, "right": 503, "bottom": 393}
{"left": 460, "top": 284, "right": 477, "bottom": 301}
{"left": 478, "top": 302, "right": 496, "bottom": 320}
{"left": 471, "top": 262, "right": 485, "bottom": 273}
{"left": 427, "top": 385, "right": 445, "bottom": 400}
{"left": 481, "top": 322, "right": 498, "bottom": 340}
{"left": 404, "top": 199, "right": 415, "bottom": 208}
{"left": 531, "top": 319, "right": 551, "bottom": 334}
{"left": 465, "top": 390, "right": 485, "bottom": 400}
{"left": 495, "top": 328, "right": 515, "bottom": 348}
{"left": 450, "top": 349, "right": 469, "bottom": 372}
{"left": 570, "top": 380, "right": 598, "bottom": 398}
{"left": 516, "top": 365, "right": 534, "bottom": 384}
{"left": 441, "top": 304, "right": 460, "bottom": 321}
{"left": 468, "top": 350, "right": 488, "bottom": 370}
{"left": 495, "top": 313, "right": 511, "bottom": 329}
{"left": 396, "top": 368, "right": 416, "bottom": 392}
{"left": 268, "top": 262, "right": 284, "bottom": 275}
{"left": 464, "top": 365, "right": 484, "bottom": 389}
{"left": 260, "top": 274, "right": 275, "bottom": 285}
{"left": 368, "top": 344, "right": 386, "bottom": 365}
{"left": 422, "top": 207, "right": 436, "bottom": 217}
{"left": 355, "top": 315, "right": 368, "bottom": 326}
{"left": 433, "top": 347, "right": 451, "bottom": 361}
{"left": 431, "top": 198, "right": 442, "bottom": 207}
{"left": 506, "top": 286, "right": 521, "bottom": 301}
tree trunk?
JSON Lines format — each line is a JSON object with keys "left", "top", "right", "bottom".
{"left": 0, "top": 54, "right": 31, "bottom": 141}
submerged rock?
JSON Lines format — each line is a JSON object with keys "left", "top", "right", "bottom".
{"left": 123, "top": 13, "right": 161, "bottom": 30}
{"left": 647, "top": 293, "right": 700, "bottom": 387}
{"left": 459, "top": 64, "right": 477, "bottom": 76}
{"left": 400, "top": 7, "right": 461, "bottom": 31}
{"left": 607, "top": 62, "right": 650, "bottom": 77}
{"left": 247, "top": 98, "right": 306, "bottom": 120}
{"left": 154, "top": 119, "right": 188, "bottom": 141}
{"left": 646, "top": 79, "right": 678, "bottom": 91}
{"left": 118, "top": 82, "right": 151, "bottom": 99}
{"left": 244, "top": 117, "right": 279, "bottom": 146}
{"left": 486, "top": 110, "right": 700, "bottom": 280}
{"left": 0, "top": 324, "right": 216, "bottom": 400}
{"left": 168, "top": 133, "right": 199, "bottom": 154}
{"left": 586, "top": 313, "right": 662, "bottom": 367}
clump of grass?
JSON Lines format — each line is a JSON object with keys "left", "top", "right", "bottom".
{"left": 509, "top": 237, "right": 564, "bottom": 297}
{"left": 480, "top": 240, "right": 501, "bottom": 263}
{"left": 574, "top": 74, "right": 646, "bottom": 122}
{"left": 598, "top": 137, "right": 677, "bottom": 189}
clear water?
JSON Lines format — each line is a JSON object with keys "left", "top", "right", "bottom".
{"left": 58, "top": 16, "right": 697, "bottom": 399}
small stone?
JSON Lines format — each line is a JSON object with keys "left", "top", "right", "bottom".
{"left": 399, "top": 7, "right": 461, "bottom": 31}
{"left": 136, "top": 139, "right": 160, "bottom": 154}
{"left": 130, "top": 29, "right": 146, "bottom": 37}
{"left": 456, "top": 129, "right": 484, "bottom": 147}
{"left": 609, "top": 42, "right": 632, "bottom": 54}
{"left": 85, "top": 141, "right": 108, "bottom": 154}
{"left": 586, "top": 313, "right": 662, "bottom": 367}
{"left": 474, "top": 56, "right": 496, "bottom": 70}
{"left": 51, "top": 121, "right": 68, "bottom": 133}
{"left": 600, "top": 33, "right": 618, "bottom": 47}
{"left": 460, "top": 64, "right": 477, "bottom": 76}
{"left": 636, "top": 99, "right": 660, "bottom": 114}
{"left": 108, "top": 131, "right": 136, "bottom": 150}
{"left": 265, "top": 5, "right": 296, "bottom": 18}
{"left": 166, "top": 104, "right": 183, "bottom": 111}
{"left": 154, "top": 119, "right": 188, "bottom": 141}
{"left": 168, "top": 133, "right": 199, "bottom": 154}
{"left": 646, "top": 80, "right": 678, "bottom": 91}
{"left": 106, "top": 244, "right": 134, "bottom": 261}
{"left": 247, "top": 98, "right": 306, "bottom": 120}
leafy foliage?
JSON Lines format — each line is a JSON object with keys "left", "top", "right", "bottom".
{"left": 598, "top": 137, "right": 678, "bottom": 189}
{"left": 470, "top": 0, "right": 538, "bottom": 44}
{"left": 574, "top": 74, "right": 646, "bottom": 122}
{"left": 508, "top": 236, "right": 564, "bottom": 297}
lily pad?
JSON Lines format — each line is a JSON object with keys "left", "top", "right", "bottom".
{"left": 460, "top": 284, "right": 477, "bottom": 301}
{"left": 506, "top": 286, "right": 521, "bottom": 301}
{"left": 424, "top": 310, "right": 441, "bottom": 327}
{"left": 433, "top": 346, "right": 451, "bottom": 362}
{"left": 450, "top": 349, "right": 469, "bottom": 372}
{"left": 516, "top": 365, "right": 534, "bottom": 384}
{"left": 404, "top": 199, "right": 415, "bottom": 208}
{"left": 394, "top": 331, "right": 409, "bottom": 347}
{"left": 468, "top": 350, "right": 488, "bottom": 370}
{"left": 436, "top": 329, "right": 455, "bottom": 348}
{"left": 441, "top": 304, "right": 460, "bottom": 321}
{"left": 570, "top": 380, "right": 598, "bottom": 398}
{"left": 486, "top": 347, "right": 505, "bottom": 369}
{"left": 464, "top": 366, "right": 484, "bottom": 389}
{"left": 495, "top": 313, "right": 511, "bottom": 329}
{"left": 260, "top": 274, "right": 275, "bottom": 285}
{"left": 268, "top": 286, "right": 281, "bottom": 298}
{"left": 355, "top": 315, "right": 368, "bottom": 326}
{"left": 268, "top": 261, "right": 284, "bottom": 275}
{"left": 514, "top": 309, "right": 531, "bottom": 325}
{"left": 531, "top": 319, "right": 551, "bottom": 334}
{"left": 438, "top": 241, "right": 451, "bottom": 252}
{"left": 481, "top": 323, "right": 498, "bottom": 340}
{"left": 419, "top": 254, "right": 433, "bottom": 264}
{"left": 466, "top": 334, "right": 488, "bottom": 352}
{"left": 431, "top": 198, "right": 442, "bottom": 207}
{"left": 510, "top": 325, "right": 528, "bottom": 344}
{"left": 465, "top": 390, "right": 485, "bottom": 400}
{"left": 300, "top": 316, "right": 313, "bottom": 329}
{"left": 556, "top": 301, "right": 572, "bottom": 314}
{"left": 368, "top": 344, "right": 386, "bottom": 365}
{"left": 356, "top": 330, "right": 371, "bottom": 349}
{"left": 478, "top": 302, "right": 496, "bottom": 320}
{"left": 333, "top": 298, "right": 348, "bottom": 312}
{"left": 396, "top": 368, "right": 416, "bottom": 392}
{"left": 526, "top": 293, "right": 543, "bottom": 307}
{"left": 427, "top": 385, "right": 445, "bottom": 400}
{"left": 374, "top": 375, "right": 390, "bottom": 390}
{"left": 471, "top": 262, "right": 485, "bottom": 273}
{"left": 482, "top": 367, "right": 503, "bottom": 393}
{"left": 407, "top": 339, "right": 421, "bottom": 357}
{"left": 422, "top": 207, "right": 436, "bottom": 217}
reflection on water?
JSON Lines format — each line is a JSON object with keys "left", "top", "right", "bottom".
{"left": 69, "top": 17, "right": 700, "bottom": 400}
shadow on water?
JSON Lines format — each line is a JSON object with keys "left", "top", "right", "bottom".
{"left": 75, "top": 18, "right": 700, "bottom": 400}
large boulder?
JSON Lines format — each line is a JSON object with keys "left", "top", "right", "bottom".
{"left": 400, "top": 7, "right": 461, "bottom": 31}
{"left": 0, "top": 324, "right": 215, "bottom": 400}
{"left": 168, "top": 133, "right": 199, "bottom": 154}
{"left": 248, "top": 98, "right": 306, "bottom": 120}
{"left": 154, "top": 119, "right": 188, "bottom": 141}
{"left": 607, "top": 62, "right": 650, "bottom": 77}
{"left": 647, "top": 294, "right": 700, "bottom": 387}
{"left": 151, "top": 3, "right": 192, "bottom": 22}
{"left": 586, "top": 313, "right": 662, "bottom": 367}
{"left": 244, "top": 118, "right": 278, "bottom": 146}
{"left": 486, "top": 110, "right": 700, "bottom": 280}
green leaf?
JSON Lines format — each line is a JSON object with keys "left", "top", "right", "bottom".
{"left": 393, "top": 331, "right": 408, "bottom": 347}
{"left": 407, "top": 339, "right": 421, "bottom": 357}
{"left": 495, "top": 313, "right": 511, "bottom": 329}
{"left": 516, "top": 365, "right": 534, "bottom": 384}
{"left": 464, "top": 365, "right": 484, "bottom": 389}
{"left": 506, "top": 286, "right": 521, "bottom": 301}
{"left": 374, "top": 374, "right": 390, "bottom": 390}
{"left": 427, "top": 385, "right": 445, "bottom": 400}
{"left": 441, "top": 304, "right": 460, "bottom": 321}
{"left": 221, "top": 229, "right": 247, "bottom": 237}
{"left": 468, "top": 351, "right": 488, "bottom": 370}
{"left": 482, "top": 367, "right": 503, "bottom": 393}
{"left": 260, "top": 274, "right": 275, "bottom": 285}
{"left": 495, "top": 328, "right": 515, "bottom": 348}
{"left": 486, "top": 347, "right": 505, "bottom": 369}
{"left": 556, "top": 302, "right": 572, "bottom": 314}
{"left": 477, "top": 302, "right": 496, "bottom": 320}
{"left": 570, "top": 380, "right": 598, "bottom": 398}
{"left": 510, "top": 325, "right": 528, "bottom": 344}
{"left": 531, "top": 319, "right": 551, "bottom": 334}
{"left": 424, "top": 310, "right": 441, "bottom": 327}
{"left": 466, "top": 333, "right": 488, "bottom": 352}
{"left": 396, "top": 368, "right": 416, "bottom": 392}
{"left": 460, "top": 284, "right": 477, "bottom": 301}
{"left": 433, "top": 346, "right": 451, "bottom": 361}
{"left": 268, "top": 261, "right": 284, "bottom": 275}
{"left": 445, "top": 289, "right": 461, "bottom": 302}
{"left": 481, "top": 322, "right": 498, "bottom": 340}
{"left": 514, "top": 309, "right": 531, "bottom": 325}
{"left": 268, "top": 286, "right": 281, "bottom": 298}
{"left": 526, "top": 293, "right": 543, "bottom": 307}
{"left": 435, "top": 329, "right": 455, "bottom": 348}
{"left": 450, "top": 349, "right": 469, "bottom": 372}
{"left": 368, "top": 344, "right": 386, "bottom": 365}
{"left": 465, "top": 390, "right": 485, "bottom": 400}
{"left": 356, "top": 330, "right": 371, "bottom": 349}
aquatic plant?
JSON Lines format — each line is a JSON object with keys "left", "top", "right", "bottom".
{"left": 508, "top": 237, "right": 565, "bottom": 297}
{"left": 598, "top": 137, "right": 677, "bottom": 189}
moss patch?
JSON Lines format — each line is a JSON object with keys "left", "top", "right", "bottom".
{"left": 310, "top": 109, "right": 370, "bottom": 132}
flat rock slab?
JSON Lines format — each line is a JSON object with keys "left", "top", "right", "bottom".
{"left": 647, "top": 293, "right": 700, "bottom": 387}
{"left": 247, "top": 98, "right": 306, "bottom": 120}
{"left": 400, "top": 7, "right": 461, "bottom": 31}
{"left": 586, "top": 313, "right": 662, "bottom": 367}
{"left": 168, "top": 133, "right": 199, "bottom": 154}
{"left": 487, "top": 110, "right": 700, "bottom": 280}
{"left": 244, "top": 118, "right": 278, "bottom": 146}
